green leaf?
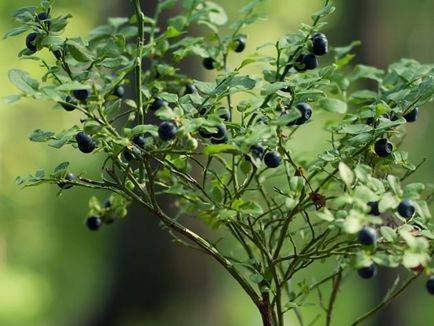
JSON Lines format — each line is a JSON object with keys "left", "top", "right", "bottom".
{"left": 339, "top": 162, "right": 354, "bottom": 188}
{"left": 203, "top": 144, "right": 238, "bottom": 155}
{"left": 320, "top": 98, "right": 347, "bottom": 114}
{"left": 29, "top": 129, "right": 55, "bottom": 142}
{"left": 312, "top": 2, "right": 336, "bottom": 20}
{"left": 8, "top": 69, "right": 39, "bottom": 95}
{"left": 67, "top": 40, "right": 94, "bottom": 62}
{"left": 349, "top": 64, "right": 384, "bottom": 82}
{"left": 338, "top": 124, "right": 372, "bottom": 135}
{"left": 206, "top": 1, "right": 228, "bottom": 26}
{"left": 3, "top": 26, "right": 28, "bottom": 39}
{"left": 380, "top": 226, "right": 397, "bottom": 242}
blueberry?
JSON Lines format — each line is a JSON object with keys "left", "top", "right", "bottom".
{"left": 250, "top": 144, "right": 265, "bottom": 158}
{"left": 86, "top": 216, "right": 102, "bottom": 231}
{"left": 357, "top": 264, "right": 377, "bottom": 279}
{"left": 295, "top": 102, "right": 313, "bottom": 125}
{"left": 75, "top": 131, "right": 96, "bottom": 153}
{"left": 199, "top": 124, "right": 226, "bottom": 139}
{"left": 311, "top": 33, "right": 328, "bottom": 56}
{"left": 123, "top": 149, "right": 133, "bottom": 162}
{"left": 25, "top": 32, "right": 39, "bottom": 52}
{"left": 220, "top": 110, "right": 231, "bottom": 122}
{"left": 403, "top": 108, "right": 418, "bottom": 122}
{"left": 397, "top": 200, "right": 416, "bottom": 219}
{"left": 113, "top": 85, "right": 125, "bottom": 98}
{"left": 158, "top": 121, "right": 177, "bottom": 141}
{"left": 264, "top": 151, "right": 282, "bottom": 168}
{"left": 374, "top": 138, "right": 393, "bottom": 157}
{"left": 184, "top": 83, "right": 196, "bottom": 95}
{"left": 133, "top": 135, "right": 146, "bottom": 149}
{"left": 60, "top": 95, "right": 78, "bottom": 111}
{"left": 37, "top": 12, "right": 50, "bottom": 29}
{"left": 357, "top": 227, "right": 377, "bottom": 246}
{"left": 367, "top": 201, "right": 380, "bottom": 216}
{"left": 57, "top": 172, "right": 74, "bottom": 189}
{"left": 103, "top": 199, "right": 112, "bottom": 208}
{"left": 294, "top": 54, "right": 307, "bottom": 72}
{"left": 234, "top": 37, "right": 246, "bottom": 53}
{"left": 203, "top": 57, "right": 216, "bottom": 70}
{"left": 302, "top": 54, "right": 319, "bottom": 70}
{"left": 149, "top": 97, "right": 166, "bottom": 111}
{"left": 211, "top": 133, "right": 228, "bottom": 144}
{"left": 73, "top": 89, "right": 90, "bottom": 101}
{"left": 426, "top": 276, "right": 434, "bottom": 295}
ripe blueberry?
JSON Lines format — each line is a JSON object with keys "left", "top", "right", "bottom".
{"left": 426, "top": 277, "right": 434, "bottom": 295}
{"left": 211, "top": 133, "right": 228, "bottom": 144}
{"left": 357, "top": 264, "right": 377, "bottom": 279}
{"left": 199, "top": 124, "right": 226, "bottom": 139}
{"left": 302, "top": 54, "right": 319, "bottom": 70}
{"left": 57, "top": 172, "right": 74, "bottom": 189}
{"left": 367, "top": 201, "right": 380, "bottom": 216}
{"left": 295, "top": 102, "right": 313, "bottom": 125}
{"left": 250, "top": 144, "right": 265, "bottom": 158}
{"left": 357, "top": 227, "right": 377, "bottom": 246}
{"left": 374, "top": 138, "right": 393, "bottom": 157}
{"left": 104, "top": 199, "right": 112, "bottom": 208}
{"left": 311, "top": 33, "right": 328, "bottom": 56}
{"left": 133, "top": 135, "right": 146, "bottom": 149}
{"left": 61, "top": 96, "right": 78, "bottom": 111}
{"left": 294, "top": 54, "right": 307, "bottom": 72}
{"left": 397, "top": 200, "right": 416, "bottom": 219}
{"left": 184, "top": 83, "right": 196, "bottom": 95}
{"left": 86, "top": 216, "right": 102, "bottom": 231}
{"left": 158, "top": 121, "right": 177, "bottom": 141}
{"left": 203, "top": 57, "right": 216, "bottom": 70}
{"left": 149, "top": 97, "right": 166, "bottom": 111}
{"left": 403, "top": 108, "right": 418, "bottom": 122}
{"left": 37, "top": 12, "right": 50, "bottom": 29}
{"left": 73, "top": 89, "right": 90, "bottom": 101}
{"left": 219, "top": 110, "right": 231, "bottom": 122}
{"left": 75, "top": 131, "right": 96, "bottom": 153}
{"left": 264, "top": 151, "right": 282, "bottom": 168}
{"left": 234, "top": 37, "right": 246, "bottom": 53}
{"left": 123, "top": 149, "right": 133, "bottom": 162}
{"left": 113, "top": 85, "right": 125, "bottom": 98}
{"left": 25, "top": 32, "right": 39, "bottom": 52}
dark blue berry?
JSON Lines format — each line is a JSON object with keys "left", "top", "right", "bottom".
{"left": 211, "top": 133, "right": 228, "bottom": 144}
{"left": 58, "top": 172, "right": 74, "bottom": 189}
{"left": 294, "top": 54, "right": 307, "bottom": 72}
{"left": 86, "top": 216, "right": 102, "bottom": 231}
{"left": 75, "top": 131, "right": 96, "bottom": 153}
{"left": 104, "top": 199, "right": 112, "bottom": 208}
{"left": 113, "top": 85, "right": 125, "bottom": 98}
{"left": 37, "top": 12, "right": 51, "bottom": 29}
{"left": 25, "top": 32, "right": 39, "bottom": 52}
{"left": 220, "top": 110, "right": 231, "bottom": 122}
{"left": 149, "top": 97, "right": 166, "bottom": 111}
{"left": 158, "top": 121, "right": 177, "bottom": 141}
{"left": 184, "top": 83, "right": 195, "bottom": 95}
{"left": 61, "top": 95, "right": 77, "bottom": 111}
{"left": 357, "top": 227, "right": 377, "bottom": 245}
{"left": 302, "top": 54, "right": 319, "bottom": 70}
{"left": 234, "top": 37, "right": 246, "bottom": 53}
{"left": 426, "top": 277, "right": 434, "bottom": 295}
{"left": 397, "top": 200, "right": 416, "bottom": 219}
{"left": 250, "top": 144, "right": 265, "bottom": 158}
{"left": 73, "top": 89, "right": 90, "bottom": 101}
{"left": 367, "top": 201, "right": 380, "bottom": 216}
{"left": 403, "top": 108, "right": 418, "bottom": 122}
{"left": 295, "top": 103, "right": 313, "bottom": 125}
{"left": 357, "top": 264, "right": 377, "bottom": 279}
{"left": 264, "top": 151, "right": 282, "bottom": 168}
{"left": 374, "top": 138, "right": 393, "bottom": 157}
{"left": 123, "top": 149, "right": 133, "bottom": 162}
{"left": 311, "top": 33, "right": 328, "bottom": 56}
{"left": 133, "top": 136, "right": 146, "bottom": 149}
{"left": 203, "top": 57, "right": 216, "bottom": 70}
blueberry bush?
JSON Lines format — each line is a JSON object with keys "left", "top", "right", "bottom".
{"left": 5, "top": 0, "right": 434, "bottom": 325}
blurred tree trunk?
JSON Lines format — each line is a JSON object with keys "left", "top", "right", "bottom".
{"left": 85, "top": 2, "right": 212, "bottom": 325}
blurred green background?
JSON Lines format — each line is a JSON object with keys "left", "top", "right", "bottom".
{"left": 0, "top": 0, "right": 433, "bottom": 325}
